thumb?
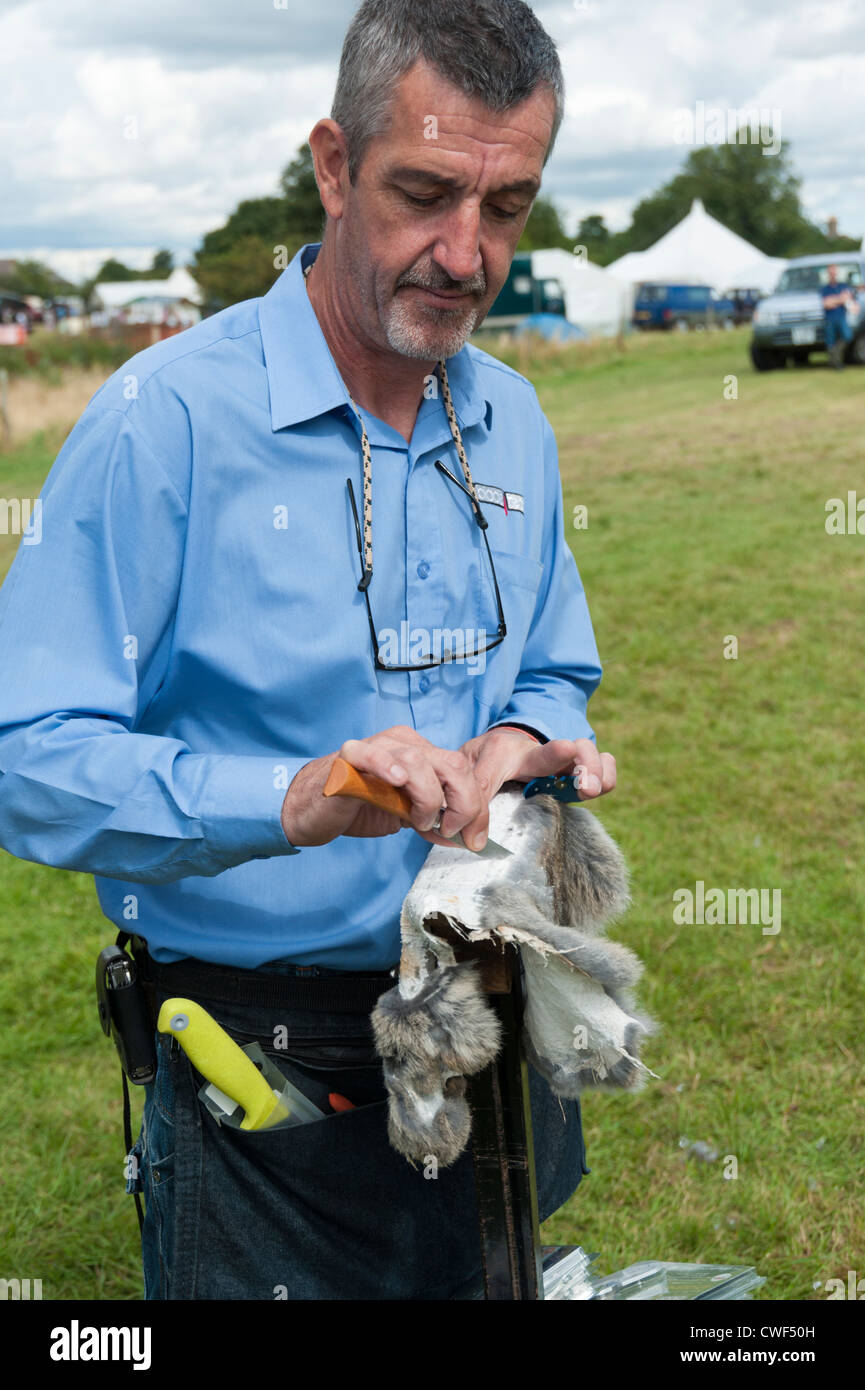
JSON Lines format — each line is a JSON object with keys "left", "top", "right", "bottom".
{"left": 473, "top": 735, "right": 582, "bottom": 795}
{"left": 513, "top": 737, "right": 586, "bottom": 782}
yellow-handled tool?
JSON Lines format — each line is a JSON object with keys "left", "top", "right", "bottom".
{"left": 157, "top": 998, "right": 291, "bottom": 1131}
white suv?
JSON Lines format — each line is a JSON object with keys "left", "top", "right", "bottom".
{"left": 750, "top": 254, "right": 865, "bottom": 370}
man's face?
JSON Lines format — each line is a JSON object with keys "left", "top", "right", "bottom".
{"left": 330, "top": 59, "right": 555, "bottom": 360}
{"left": 828, "top": 264, "right": 838, "bottom": 283}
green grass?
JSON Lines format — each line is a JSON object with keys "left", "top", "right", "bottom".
{"left": 0, "top": 329, "right": 130, "bottom": 382}
{"left": 0, "top": 328, "right": 862, "bottom": 1299}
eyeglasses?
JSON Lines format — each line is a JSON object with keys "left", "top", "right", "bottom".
{"left": 346, "top": 458, "right": 507, "bottom": 671}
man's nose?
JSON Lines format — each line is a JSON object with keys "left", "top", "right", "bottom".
{"left": 432, "top": 204, "right": 484, "bottom": 285}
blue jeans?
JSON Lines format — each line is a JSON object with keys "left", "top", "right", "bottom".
{"left": 128, "top": 966, "right": 590, "bottom": 1300}
{"left": 825, "top": 314, "right": 852, "bottom": 349}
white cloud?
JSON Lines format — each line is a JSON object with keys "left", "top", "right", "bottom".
{"left": 1, "top": 0, "right": 862, "bottom": 278}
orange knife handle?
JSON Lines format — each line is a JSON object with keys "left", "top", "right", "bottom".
{"left": 323, "top": 756, "right": 413, "bottom": 821}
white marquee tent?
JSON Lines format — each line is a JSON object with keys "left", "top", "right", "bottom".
{"left": 723, "top": 256, "right": 789, "bottom": 295}
{"left": 606, "top": 199, "right": 785, "bottom": 293}
{"left": 531, "top": 248, "right": 629, "bottom": 337}
{"left": 92, "top": 267, "right": 203, "bottom": 313}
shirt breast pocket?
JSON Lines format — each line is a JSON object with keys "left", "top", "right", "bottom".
{"left": 473, "top": 548, "right": 544, "bottom": 722}
{"left": 492, "top": 548, "right": 544, "bottom": 595}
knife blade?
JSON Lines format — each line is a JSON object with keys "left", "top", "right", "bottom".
{"left": 323, "top": 755, "right": 512, "bottom": 858}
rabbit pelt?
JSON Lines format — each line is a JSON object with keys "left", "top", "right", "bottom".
{"left": 371, "top": 785, "right": 658, "bottom": 1166}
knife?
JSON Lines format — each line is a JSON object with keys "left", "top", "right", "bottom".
{"left": 522, "top": 771, "right": 583, "bottom": 803}
{"left": 157, "top": 997, "right": 323, "bottom": 1131}
{"left": 323, "top": 755, "right": 512, "bottom": 858}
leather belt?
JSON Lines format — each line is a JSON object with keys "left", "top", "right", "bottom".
{"left": 130, "top": 936, "right": 396, "bottom": 1020}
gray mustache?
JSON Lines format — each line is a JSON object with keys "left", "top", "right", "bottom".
{"left": 398, "top": 274, "right": 486, "bottom": 295}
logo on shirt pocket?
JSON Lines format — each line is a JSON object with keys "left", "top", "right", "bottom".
{"left": 475, "top": 484, "right": 525, "bottom": 516}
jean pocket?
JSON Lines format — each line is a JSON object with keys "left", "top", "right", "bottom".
{"left": 216, "top": 1024, "right": 388, "bottom": 1117}
{"left": 151, "top": 1031, "right": 176, "bottom": 1126}
{"left": 234, "top": 1052, "right": 387, "bottom": 1131}
{"left": 141, "top": 1143, "right": 175, "bottom": 1300}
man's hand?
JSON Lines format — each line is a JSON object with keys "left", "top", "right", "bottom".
{"left": 280, "top": 724, "right": 617, "bottom": 853}
{"left": 459, "top": 726, "right": 617, "bottom": 805}
{"left": 280, "top": 725, "right": 494, "bottom": 851}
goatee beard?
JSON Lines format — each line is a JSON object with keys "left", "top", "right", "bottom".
{"left": 383, "top": 297, "right": 481, "bottom": 359}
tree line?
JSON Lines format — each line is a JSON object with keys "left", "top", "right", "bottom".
{"left": 189, "top": 133, "right": 857, "bottom": 309}
{"left": 3, "top": 131, "right": 856, "bottom": 313}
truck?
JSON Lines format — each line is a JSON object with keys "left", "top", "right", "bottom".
{"left": 484, "top": 254, "right": 566, "bottom": 328}
{"left": 750, "top": 253, "right": 865, "bottom": 369}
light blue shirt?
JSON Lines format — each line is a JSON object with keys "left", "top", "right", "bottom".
{"left": 0, "top": 243, "right": 602, "bottom": 969}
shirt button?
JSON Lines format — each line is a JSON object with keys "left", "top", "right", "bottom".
{"left": 416, "top": 561, "right": 430, "bottom": 579}
{"left": 418, "top": 675, "right": 431, "bottom": 693}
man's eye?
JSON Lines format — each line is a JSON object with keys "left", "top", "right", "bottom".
{"left": 488, "top": 205, "right": 521, "bottom": 221}
{"left": 404, "top": 192, "right": 440, "bottom": 208}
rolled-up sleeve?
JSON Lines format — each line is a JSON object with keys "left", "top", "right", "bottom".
{"left": 493, "top": 409, "right": 602, "bottom": 743}
{"left": 0, "top": 406, "right": 301, "bottom": 883}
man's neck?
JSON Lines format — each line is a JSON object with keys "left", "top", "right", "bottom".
{"left": 304, "top": 247, "right": 436, "bottom": 444}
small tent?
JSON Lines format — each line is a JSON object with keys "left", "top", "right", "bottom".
{"left": 92, "top": 267, "right": 203, "bottom": 314}
{"left": 531, "top": 248, "right": 629, "bottom": 337}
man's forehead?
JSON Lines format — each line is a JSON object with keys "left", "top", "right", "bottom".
{"left": 379, "top": 58, "right": 554, "bottom": 162}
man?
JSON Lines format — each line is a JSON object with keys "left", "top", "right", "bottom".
{"left": 821, "top": 263, "right": 853, "bottom": 369}
{"left": 0, "top": 0, "right": 615, "bottom": 1299}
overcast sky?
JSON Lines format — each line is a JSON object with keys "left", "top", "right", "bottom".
{"left": 2, "top": 0, "right": 863, "bottom": 279}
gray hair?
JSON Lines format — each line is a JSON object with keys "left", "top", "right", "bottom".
{"left": 331, "top": 0, "right": 564, "bottom": 183}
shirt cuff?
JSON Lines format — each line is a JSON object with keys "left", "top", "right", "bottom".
{"left": 491, "top": 703, "right": 596, "bottom": 746}
{"left": 195, "top": 755, "right": 306, "bottom": 865}
{"left": 488, "top": 722, "right": 547, "bottom": 744}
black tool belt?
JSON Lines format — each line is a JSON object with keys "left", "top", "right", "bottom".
{"left": 129, "top": 935, "right": 396, "bottom": 1026}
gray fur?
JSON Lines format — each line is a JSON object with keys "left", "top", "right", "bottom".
{"left": 371, "top": 961, "right": 501, "bottom": 1075}
{"left": 526, "top": 1018, "right": 653, "bottom": 1098}
{"left": 532, "top": 799, "right": 631, "bottom": 929}
{"left": 382, "top": 1063, "right": 471, "bottom": 1168}
{"left": 477, "top": 882, "right": 642, "bottom": 993}
{"left": 376, "top": 792, "right": 656, "bottom": 1163}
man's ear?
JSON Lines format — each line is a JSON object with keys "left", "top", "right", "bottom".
{"left": 307, "top": 118, "right": 350, "bottom": 221}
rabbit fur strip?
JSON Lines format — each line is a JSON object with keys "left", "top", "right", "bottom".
{"left": 371, "top": 785, "right": 659, "bottom": 1167}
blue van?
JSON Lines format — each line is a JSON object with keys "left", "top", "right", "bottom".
{"left": 633, "top": 283, "right": 736, "bottom": 330}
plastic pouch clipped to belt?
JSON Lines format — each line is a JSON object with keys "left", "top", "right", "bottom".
{"left": 157, "top": 997, "right": 324, "bottom": 1131}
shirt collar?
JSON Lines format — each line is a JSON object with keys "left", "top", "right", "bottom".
{"left": 258, "top": 242, "right": 491, "bottom": 438}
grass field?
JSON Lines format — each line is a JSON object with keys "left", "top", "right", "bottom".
{"left": 1, "top": 326, "right": 862, "bottom": 1300}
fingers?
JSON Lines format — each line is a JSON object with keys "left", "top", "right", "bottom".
{"left": 506, "top": 736, "right": 616, "bottom": 800}
{"left": 570, "top": 741, "right": 617, "bottom": 799}
{"left": 339, "top": 735, "right": 444, "bottom": 832}
{"left": 520, "top": 737, "right": 617, "bottom": 798}
{"left": 339, "top": 732, "right": 488, "bottom": 851}
{"left": 430, "top": 746, "right": 489, "bottom": 851}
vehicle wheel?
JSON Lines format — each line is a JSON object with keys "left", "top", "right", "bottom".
{"left": 792, "top": 351, "right": 810, "bottom": 367}
{"left": 674, "top": 318, "right": 689, "bottom": 332}
{"left": 750, "top": 342, "right": 785, "bottom": 371}
{"left": 845, "top": 333, "right": 865, "bottom": 365}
